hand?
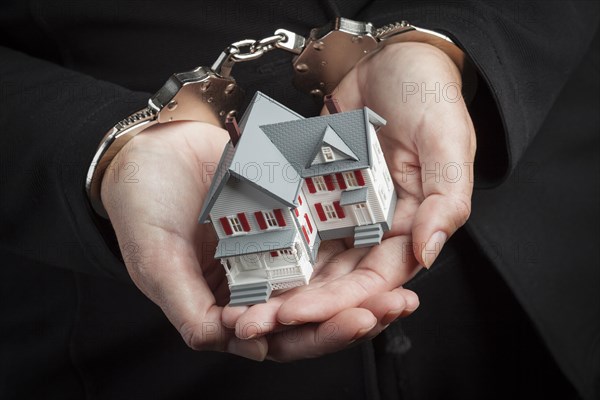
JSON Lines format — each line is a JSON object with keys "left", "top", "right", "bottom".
{"left": 223, "top": 42, "right": 475, "bottom": 355}
{"left": 101, "top": 121, "right": 272, "bottom": 359}
{"left": 101, "top": 120, "right": 418, "bottom": 362}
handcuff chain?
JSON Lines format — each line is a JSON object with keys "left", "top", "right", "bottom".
{"left": 211, "top": 32, "right": 295, "bottom": 77}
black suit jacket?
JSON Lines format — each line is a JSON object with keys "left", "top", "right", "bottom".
{"left": 1, "top": 1, "right": 598, "bottom": 398}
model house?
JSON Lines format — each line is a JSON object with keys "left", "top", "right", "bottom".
{"left": 199, "top": 92, "right": 396, "bottom": 305}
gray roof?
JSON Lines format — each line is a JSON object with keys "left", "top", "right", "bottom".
{"left": 230, "top": 92, "right": 305, "bottom": 206}
{"left": 199, "top": 93, "right": 387, "bottom": 225}
{"left": 215, "top": 228, "right": 297, "bottom": 258}
{"left": 213, "top": 174, "right": 291, "bottom": 215}
{"left": 260, "top": 108, "right": 386, "bottom": 178}
{"left": 199, "top": 92, "right": 305, "bottom": 222}
{"left": 340, "top": 187, "right": 369, "bottom": 206}
{"left": 198, "top": 142, "right": 235, "bottom": 222}
{"left": 237, "top": 91, "right": 304, "bottom": 132}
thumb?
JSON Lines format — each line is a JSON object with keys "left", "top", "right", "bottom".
{"left": 412, "top": 104, "right": 476, "bottom": 268}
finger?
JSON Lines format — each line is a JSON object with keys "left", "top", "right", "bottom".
{"left": 413, "top": 101, "right": 476, "bottom": 268}
{"left": 359, "top": 287, "right": 417, "bottom": 326}
{"left": 266, "top": 308, "right": 377, "bottom": 362}
{"left": 226, "top": 336, "right": 268, "bottom": 362}
{"left": 277, "top": 235, "right": 420, "bottom": 325}
{"left": 397, "top": 287, "right": 420, "bottom": 316}
{"left": 222, "top": 241, "right": 364, "bottom": 338}
{"left": 344, "top": 288, "right": 421, "bottom": 349}
{"left": 222, "top": 305, "right": 249, "bottom": 329}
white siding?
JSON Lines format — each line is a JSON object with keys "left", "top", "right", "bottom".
{"left": 368, "top": 124, "right": 395, "bottom": 215}
{"left": 293, "top": 192, "right": 318, "bottom": 249}
{"left": 210, "top": 182, "right": 295, "bottom": 239}
{"left": 301, "top": 175, "right": 355, "bottom": 233}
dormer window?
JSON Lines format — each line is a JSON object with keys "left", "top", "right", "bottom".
{"left": 321, "top": 146, "right": 335, "bottom": 162}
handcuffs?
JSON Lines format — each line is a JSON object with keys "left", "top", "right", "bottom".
{"left": 86, "top": 18, "right": 466, "bottom": 217}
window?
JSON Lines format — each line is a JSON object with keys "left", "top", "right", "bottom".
{"left": 323, "top": 203, "right": 338, "bottom": 220}
{"left": 278, "top": 249, "right": 293, "bottom": 256}
{"left": 343, "top": 171, "right": 359, "bottom": 188}
{"left": 221, "top": 213, "right": 250, "bottom": 235}
{"left": 228, "top": 216, "right": 244, "bottom": 233}
{"left": 263, "top": 211, "right": 278, "bottom": 228}
{"left": 314, "top": 176, "right": 328, "bottom": 192}
{"left": 255, "top": 209, "right": 286, "bottom": 229}
{"left": 321, "top": 146, "right": 335, "bottom": 162}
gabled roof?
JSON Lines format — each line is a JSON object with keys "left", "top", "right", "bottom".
{"left": 199, "top": 92, "right": 305, "bottom": 222}
{"left": 199, "top": 93, "right": 387, "bottom": 225}
{"left": 237, "top": 91, "right": 304, "bottom": 134}
{"left": 229, "top": 92, "right": 305, "bottom": 206}
{"left": 198, "top": 141, "right": 235, "bottom": 223}
{"left": 320, "top": 125, "right": 359, "bottom": 161}
{"left": 260, "top": 108, "right": 386, "bottom": 178}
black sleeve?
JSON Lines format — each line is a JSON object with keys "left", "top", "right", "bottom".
{"left": 0, "top": 45, "right": 149, "bottom": 281}
{"left": 357, "top": 0, "right": 600, "bottom": 186}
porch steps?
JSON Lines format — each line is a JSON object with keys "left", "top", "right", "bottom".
{"left": 229, "top": 281, "right": 273, "bottom": 306}
{"left": 354, "top": 224, "right": 384, "bottom": 248}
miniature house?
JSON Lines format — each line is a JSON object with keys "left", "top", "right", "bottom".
{"left": 199, "top": 92, "right": 396, "bottom": 306}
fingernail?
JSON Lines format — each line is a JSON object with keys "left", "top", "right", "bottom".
{"left": 279, "top": 320, "right": 300, "bottom": 326}
{"left": 227, "top": 338, "right": 267, "bottom": 361}
{"left": 235, "top": 323, "right": 260, "bottom": 339}
{"left": 351, "top": 322, "right": 377, "bottom": 342}
{"left": 422, "top": 231, "right": 447, "bottom": 268}
{"left": 382, "top": 309, "right": 404, "bottom": 325}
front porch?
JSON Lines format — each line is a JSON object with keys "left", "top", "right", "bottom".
{"left": 222, "top": 246, "right": 312, "bottom": 306}
{"left": 221, "top": 245, "right": 309, "bottom": 285}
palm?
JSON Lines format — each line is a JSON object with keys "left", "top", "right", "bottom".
{"left": 102, "top": 121, "right": 237, "bottom": 340}
{"left": 105, "top": 43, "right": 473, "bottom": 361}
{"left": 223, "top": 43, "right": 475, "bottom": 352}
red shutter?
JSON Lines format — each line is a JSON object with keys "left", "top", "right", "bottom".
{"left": 314, "top": 203, "right": 327, "bottom": 221}
{"left": 254, "top": 211, "right": 267, "bottom": 230}
{"left": 219, "top": 217, "right": 233, "bottom": 235}
{"left": 354, "top": 170, "right": 365, "bottom": 186}
{"left": 324, "top": 174, "right": 335, "bottom": 191}
{"left": 298, "top": 195, "right": 303, "bottom": 205}
{"left": 270, "top": 251, "right": 279, "bottom": 257}
{"left": 302, "top": 226, "right": 310, "bottom": 244}
{"left": 294, "top": 208, "right": 299, "bottom": 217}
{"left": 305, "top": 177, "right": 316, "bottom": 193}
{"left": 333, "top": 201, "right": 345, "bottom": 218}
{"left": 336, "top": 173, "right": 347, "bottom": 190}
{"left": 274, "top": 209, "right": 287, "bottom": 226}
{"left": 237, "top": 213, "right": 251, "bottom": 231}
{"left": 304, "top": 214, "right": 313, "bottom": 233}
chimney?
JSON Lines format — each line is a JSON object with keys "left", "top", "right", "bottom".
{"left": 324, "top": 94, "right": 342, "bottom": 114}
{"left": 225, "top": 116, "right": 241, "bottom": 146}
